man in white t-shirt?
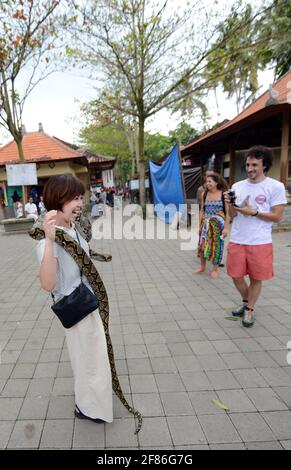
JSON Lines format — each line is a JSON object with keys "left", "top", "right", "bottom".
{"left": 25, "top": 197, "right": 38, "bottom": 221}
{"left": 225, "top": 146, "right": 287, "bottom": 328}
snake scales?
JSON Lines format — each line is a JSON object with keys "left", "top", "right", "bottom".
{"left": 29, "top": 223, "right": 142, "bottom": 434}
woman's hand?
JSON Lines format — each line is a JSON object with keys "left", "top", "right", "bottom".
{"left": 221, "top": 228, "right": 228, "bottom": 239}
{"left": 43, "top": 210, "right": 57, "bottom": 241}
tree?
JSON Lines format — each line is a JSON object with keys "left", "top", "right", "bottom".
{"left": 0, "top": 0, "right": 63, "bottom": 162}
{"left": 256, "top": 0, "right": 291, "bottom": 79}
{"left": 79, "top": 124, "right": 132, "bottom": 185}
{"left": 168, "top": 121, "right": 200, "bottom": 147}
{"left": 69, "top": 0, "right": 281, "bottom": 208}
{"left": 205, "top": 0, "right": 291, "bottom": 113}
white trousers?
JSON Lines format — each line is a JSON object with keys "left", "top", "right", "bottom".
{"left": 65, "top": 309, "right": 113, "bottom": 422}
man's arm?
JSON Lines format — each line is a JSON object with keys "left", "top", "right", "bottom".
{"left": 235, "top": 204, "right": 285, "bottom": 223}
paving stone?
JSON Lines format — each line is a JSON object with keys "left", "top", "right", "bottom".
{"left": 206, "top": 371, "right": 241, "bottom": 390}
{"left": 212, "top": 340, "right": 241, "bottom": 354}
{"left": 198, "top": 354, "right": 228, "bottom": 371}
{"left": 160, "top": 392, "right": 194, "bottom": 416}
{"left": 7, "top": 420, "right": 43, "bottom": 449}
{"left": 0, "top": 398, "right": 23, "bottom": 420}
{"left": 17, "top": 349, "right": 42, "bottom": 364}
{"left": 180, "top": 371, "right": 212, "bottom": 392}
{"left": 47, "top": 396, "right": 75, "bottom": 419}
{"left": 57, "top": 362, "right": 74, "bottom": 378}
{"left": 232, "top": 369, "right": 268, "bottom": 388}
{"left": 173, "top": 355, "right": 202, "bottom": 372}
{"left": 245, "top": 441, "right": 283, "bottom": 450}
{"left": 27, "top": 378, "right": 54, "bottom": 397}
{"left": 33, "top": 362, "right": 59, "bottom": 379}
{"left": 73, "top": 418, "right": 105, "bottom": 448}
{"left": 155, "top": 373, "right": 185, "bottom": 393}
{"left": 199, "top": 414, "right": 242, "bottom": 444}
{"left": 150, "top": 357, "right": 178, "bottom": 374}
{"left": 216, "top": 389, "right": 257, "bottom": 413}
{"left": 280, "top": 441, "right": 291, "bottom": 450}
{"left": 19, "top": 396, "right": 49, "bottom": 420}
{"left": 229, "top": 413, "right": 276, "bottom": 442}
{"left": 189, "top": 340, "right": 217, "bottom": 356}
{"left": 52, "top": 378, "right": 74, "bottom": 396}
{"left": 105, "top": 418, "right": 138, "bottom": 448}
{"left": 10, "top": 364, "right": 36, "bottom": 379}
{"left": 246, "top": 352, "right": 278, "bottom": 368}
{"left": 245, "top": 388, "right": 289, "bottom": 412}
{"left": 220, "top": 353, "right": 252, "bottom": 370}
{"left": 130, "top": 374, "right": 158, "bottom": 393}
{"left": 40, "top": 419, "right": 74, "bottom": 448}
{"left": 39, "top": 349, "right": 62, "bottom": 363}
{"left": 233, "top": 338, "right": 263, "bottom": 352}
{"left": 1, "top": 379, "right": 30, "bottom": 398}
{"left": 273, "top": 387, "right": 291, "bottom": 408}
{"left": 0, "top": 364, "right": 14, "bottom": 380}
{"left": 167, "top": 416, "right": 206, "bottom": 446}
{"left": 262, "top": 411, "right": 291, "bottom": 440}
{"left": 0, "top": 419, "right": 15, "bottom": 451}
{"left": 132, "top": 393, "right": 164, "bottom": 417}
{"left": 210, "top": 443, "right": 246, "bottom": 450}
{"left": 188, "top": 391, "right": 225, "bottom": 415}
{"left": 257, "top": 368, "right": 291, "bottom": 387}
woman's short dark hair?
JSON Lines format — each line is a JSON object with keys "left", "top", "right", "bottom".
{"left": 43, "top": 175, "right": 85, "bottom": 211}
{"left": 245, "top": 146, "right": 273, "bottom": 172}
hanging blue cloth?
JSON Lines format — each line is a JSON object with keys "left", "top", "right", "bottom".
{"left": 149, "top": 144, "right": 185, "bottom": 224}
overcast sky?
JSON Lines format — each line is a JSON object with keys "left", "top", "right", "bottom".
{"left": 0, "top": 0, "right": 274, "bottom": 147}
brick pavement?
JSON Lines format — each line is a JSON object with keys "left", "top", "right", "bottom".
{"left": 0, "top": 223, "right": 291, "bottom": 450}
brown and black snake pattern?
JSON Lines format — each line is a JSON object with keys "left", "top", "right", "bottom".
{"left": 29, "top": 226, "right": 142, "bottom": 434}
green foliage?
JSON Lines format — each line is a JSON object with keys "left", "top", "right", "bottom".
{"left": 144, "top": 132, "right": 172, "bottom": 162}
{"left": 79, "top": 124, "right": 130, "bottom": 159}
{"left": 168, "top": 121, "right": 200, "bottom": 146}
{"left": 256, "top": 0, "right": 291, "bottom": 78}
{"left": 205, "top": 0, "right": 291, "bottom": 112}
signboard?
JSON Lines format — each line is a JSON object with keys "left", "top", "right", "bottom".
{"left": 130, "top": 178, "right": 150, "bottom": 190}
{"left": 6, "top": 163, "right": 38, "bottom": 186}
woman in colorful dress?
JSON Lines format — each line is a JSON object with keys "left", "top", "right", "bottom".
{"left": 194, "top": 173, "right": 230, "bottom": 279}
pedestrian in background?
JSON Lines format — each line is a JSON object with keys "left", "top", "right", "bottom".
{"left": 195, "top": 173, "right": 230, "bottom": 279}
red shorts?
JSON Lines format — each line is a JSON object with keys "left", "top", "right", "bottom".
{"left": 227, "top": 242, "right": 274, "bottom": 281}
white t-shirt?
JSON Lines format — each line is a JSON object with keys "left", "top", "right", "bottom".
{"left": 230, "top": 177, "right": 287, "bottom": 245}
{"left": 36, "top": 226, "right": 93, "bottom": 302}
{"left": 25, "top": 202, "right": 38, "bottom": 215}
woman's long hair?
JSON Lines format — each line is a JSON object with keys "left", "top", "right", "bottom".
{"left": 203, "top": 172, "right": 229, "bottom": 215}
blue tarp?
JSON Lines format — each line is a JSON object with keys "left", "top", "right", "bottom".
{"left": 149, "top": 144, "right": 185, "bottom": 224}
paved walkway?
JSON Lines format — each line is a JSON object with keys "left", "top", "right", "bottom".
{"left": 0, "top": 220, "right": 291, "bottom": 450}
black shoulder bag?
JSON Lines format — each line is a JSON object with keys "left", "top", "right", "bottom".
{"left": 51, "top": 229, "right": 99, "bottom": 328}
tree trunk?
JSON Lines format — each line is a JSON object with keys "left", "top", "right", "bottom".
{"left": 138, "top": 117, "right": 146, "bottom": 212}
{"left": 15, "top": 137, "right": 26, "bottom": 209}
{"left": 16, "top": 137, "right": 25, "bottom": 163}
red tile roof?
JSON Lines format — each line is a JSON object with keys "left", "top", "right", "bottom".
{"left": 182, "top": 70, "right": 291, "bottom": 152}
{"left": 0, "top": 132, "right": 85, "bottom": 164}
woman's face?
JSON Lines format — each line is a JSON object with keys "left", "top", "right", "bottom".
{"left": 206, "top": 177, "right": 217, "bottom": 191}
{"left": 61, "top": 195, "right": 84, "bottom": 222}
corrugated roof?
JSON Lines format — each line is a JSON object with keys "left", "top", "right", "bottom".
{"left": 182, "top": 70, "right": 291, "bottom": 152}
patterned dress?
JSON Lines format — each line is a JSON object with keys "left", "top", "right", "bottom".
{"left": 198, "top": 200, "right": 225, "bottom": 266}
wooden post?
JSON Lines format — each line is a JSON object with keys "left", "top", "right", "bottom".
{"left": 229, "top": 141, "right": 236, "bottom": 186}
{"left": 177, "top": 142, "right": 188, "bottom": 227}
{"left": 178, "top": 142, "right": 187, "bottom": 204}
{"left": 280, "top": 111, "right": 289, "bottom": 187}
